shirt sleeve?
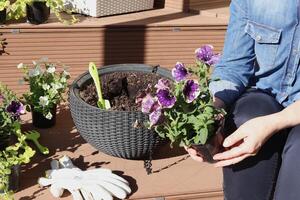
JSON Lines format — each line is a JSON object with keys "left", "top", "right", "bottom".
{"left": 209, "top": 0, "right": 256, "bottom": 106}
{"left": 293, "top": 92, "right": 300, "bottom": 104}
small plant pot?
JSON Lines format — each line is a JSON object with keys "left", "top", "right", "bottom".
{"left": 0, "top": 135, "right": 10, "bottom": 151}
{"left": 8, "top": 165, "right": 20, "bottom": 192}
{"left": 190, "top": 120, "right": 225, "bottom": 163}
{"left": 26, "top": 1, "right": 50, "bottom": 25}
{"left": 0, "top": 9, "right": 6, "bottom": 24}
{"left": 0, "top": 165, "right": 20, "bottom": 194}
{"left": 32, "top": 105, "right": 57, "bottom": 128}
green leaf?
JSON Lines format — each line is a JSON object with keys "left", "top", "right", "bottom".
{"left": 199, "top": 128, "right": 208, "bottom": 144}
{"left": 194, "top": 134, "right": 201, "bottom": 144}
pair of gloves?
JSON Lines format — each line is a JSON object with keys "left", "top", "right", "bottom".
{"left": 38, "top": 156, "right": 131, "bottom": 200}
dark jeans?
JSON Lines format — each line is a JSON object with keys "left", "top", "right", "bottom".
{"left": 223, "top": 89, "right": 300, "bottom": 200}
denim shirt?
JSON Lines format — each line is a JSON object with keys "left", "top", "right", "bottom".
{"left": 209, "top": 0, "right": 300, "bottom": 107}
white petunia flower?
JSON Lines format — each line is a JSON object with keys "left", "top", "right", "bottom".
{"left": 60, "top": 77, "right": 67, "bottom": 83}
{"left": 62, "top": 70, "right": 70, "bottom": 76}
{"left": 28, "top": 68, "right": 40, "bottom": 77}
{"left": 47, "top": 66, "right": 56, "bottom": 73}
{"left": 45, "top": 112, "right": 53, "bottom": 120}
{"left": 49, "top": 88, "right": 58, "bottom": 96}
{"left": 42, "top": 84, "right": 50, "bottom": 91}
{"left": 51, "top": 83, "right": 63, "bottom": 90}
{"left": 17, "top": 63, "right": 24, "bottom": 69}
{"left": 32, "top": 60, "right": 37, "bottom": 66}
{"left": 39, "top": 96, "right": 49, "bottom": 107}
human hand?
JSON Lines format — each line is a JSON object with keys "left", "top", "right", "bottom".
{"left": 213, "top": 115, "right": 278, "bottom": 167}
{"left": 184, "top": 146, "right": 204, "bottom": 162}
{"left": 213, "top": 96, "right": 226, "bottom": 109}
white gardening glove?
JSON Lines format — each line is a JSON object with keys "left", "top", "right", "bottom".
{"left": 38, "top": 156, "right": 131, "bottom": 200}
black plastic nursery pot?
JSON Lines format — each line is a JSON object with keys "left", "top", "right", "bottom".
{"left": 69, "top": 64, "right": 172, "bottom": 160}
{"left": 26, "top": 1, "right": 50, "bottom": 25}
{"left": 0, "top": 136, "right": 20, "bottom": 193}
{"left": 8, "top": 165, "right": 20, "bottom": 192}
{"left": 0, "top": 135, "right": 10, "bottom": 151}
{"left": 191, "top": 120, "right": 225, "bottom": 163}
{"left": 0, "top": 9, "right": 6, "bottom": 24}
{"left": 32, "top": 105, "right": 57, "bottom": 129}
{"left": 0, "top": 165, "right": 20, "bottom": 193}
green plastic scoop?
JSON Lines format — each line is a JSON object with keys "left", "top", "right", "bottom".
{"left": 89, "top": 62, "right": 111, "bottom": 109}
{"left": 24, "top": 130, "right": 49, "bottom": 155}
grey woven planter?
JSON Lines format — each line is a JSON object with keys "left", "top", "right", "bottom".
{"left": 63, "top": 0, "right": 154, "bottom": 17}
{"left": 69, "top": 64, "right": 172, "bottom": 159}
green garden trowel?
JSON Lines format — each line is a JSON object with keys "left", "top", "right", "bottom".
{"left": 24, "top": 130, "right": 49, "bottom": 155}
{"left": 89, "top": 62, "right": 111, "bottom": 109}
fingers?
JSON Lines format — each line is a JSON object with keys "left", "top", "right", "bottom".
{"left": 214, "top": 154, "right": 250, "bottom": 167}
{"left": 213, "top": 143, "right": 247, "bottom": 160}
{"left": 80, "top": 188, "right": 94, "bottom": 200}
{"left": 223, "top": 130, "right": 246, "bottom": 148}
{"left": 185, "top": 147, "right": 203, "bottom": 162}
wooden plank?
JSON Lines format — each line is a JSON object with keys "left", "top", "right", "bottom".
{"left": 14, "top": 112, "right": 223, "bottom": 200}
{"left": 0, "top": 27, "right": 226, "bottom": 95}
{"left": 164, "top": 0, "right": 230, "bottom": 12}
{"left": 0, "top": 8, "right": 228, "bottom": 29}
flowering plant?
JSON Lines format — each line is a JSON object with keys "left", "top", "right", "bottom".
{"left": 18, "top": 58, "right": 70, "bottom": 119}
{"left": 0, "top": 83, "right": 35, "bottom": 200}
{"left": 8, "top": 0, "right": 79, "bottom": 24}
{"left": 0, "top": 0, "right": 9, "bottom": 11}
{"left": 140, "top": 45, "right": 225, "bottom": 147}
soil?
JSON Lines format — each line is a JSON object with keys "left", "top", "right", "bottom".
{"left": 80, "top": 72, "right": 163, "bottom": 111}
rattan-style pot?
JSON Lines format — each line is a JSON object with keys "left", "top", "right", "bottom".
{"left": 63, "top": 0, "right": 154, "bottom": 17}
{"left": 69, "top": 64, "right": 172, "bottom": 159}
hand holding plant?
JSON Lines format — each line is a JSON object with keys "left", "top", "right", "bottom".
{"left": 140, "top": 45, "right": 225, "bottom": 149}
{"left": 18, "top": 58, "right": 70, "bottom": 120}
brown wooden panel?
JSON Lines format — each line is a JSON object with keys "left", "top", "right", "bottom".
{"left": 0, "top": 26, "right": 226, "bottom": 94}
{"left": 165, "top": 0, "right": 230, "bottom": 12}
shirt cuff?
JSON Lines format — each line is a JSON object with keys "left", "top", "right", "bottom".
{"left": 209, "top": 80, "right": 242, "bottom": 106}
{"left": 293, "top": 93, "right": 300, "bottom": 104}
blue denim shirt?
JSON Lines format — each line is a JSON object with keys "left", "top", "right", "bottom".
{"left": 209, "top": 0, "right": 300, "bottom": 107}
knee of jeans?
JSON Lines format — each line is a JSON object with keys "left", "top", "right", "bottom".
{"left": 283, "top": 125, "right": 300, "bottom": 156}
{"left": 230, "top": 91, "right": 283, "bottom": 128}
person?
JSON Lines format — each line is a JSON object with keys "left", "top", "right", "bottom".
{"left": 185, "top": 0, "right": 300, "bottom": 199}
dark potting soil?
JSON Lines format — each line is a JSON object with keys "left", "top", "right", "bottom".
{"left": 80, "top": 72, "right": 162, "bottom": 111}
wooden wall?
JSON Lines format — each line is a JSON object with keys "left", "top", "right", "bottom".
{"left": 165, "top": 0, "right": 230, "bottom": 11}
{"left": 0, "top": 26, "right": 226, "bottom": 94}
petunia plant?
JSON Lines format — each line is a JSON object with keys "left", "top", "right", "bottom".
{"left": 8, "top": 0, "right": 79, "bottom": 24}
{"left": 18, "top": 58, "right": 70, "bottom": 119}
{"left": 0, "top": 82, "right": 36, "bottom": 200}
{"left": 140, "top": 45, "right": 225, "bottom": 147}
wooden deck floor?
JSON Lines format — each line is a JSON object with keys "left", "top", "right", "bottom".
{"left": 15, "top": 108, "right": 223, "bottom": 200}
{"left": 1, "top": 5, "right": 229, "bottom": 199}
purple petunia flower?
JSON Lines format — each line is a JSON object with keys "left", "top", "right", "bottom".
{"left": 171, "top": 62, "right": 188, "bottom": 82}
{"left": 149, "top": 109, "right": 164, "bottom": 127}
{"left": 135, "top": 84, "right": 152, "bottom": 105}
{"left": 141, "top": 94, "right": 155, "bottom": 113}
{"left": 195, "top": 45, "right": 221, "bottom": 65}
{"left": 206, "top": 54, "right": 221, "bottom": 65}
{"left": 157, "top": 89, "right": 176, "bottom": 108}
{"left": 155, "top": 79, "right": 171, "bottom": 91}
{"left": 183, "top": 80, "right": 200, "bottom": 103}
{"left": 6, "top": 101, "right": 25, "bottom": 119}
